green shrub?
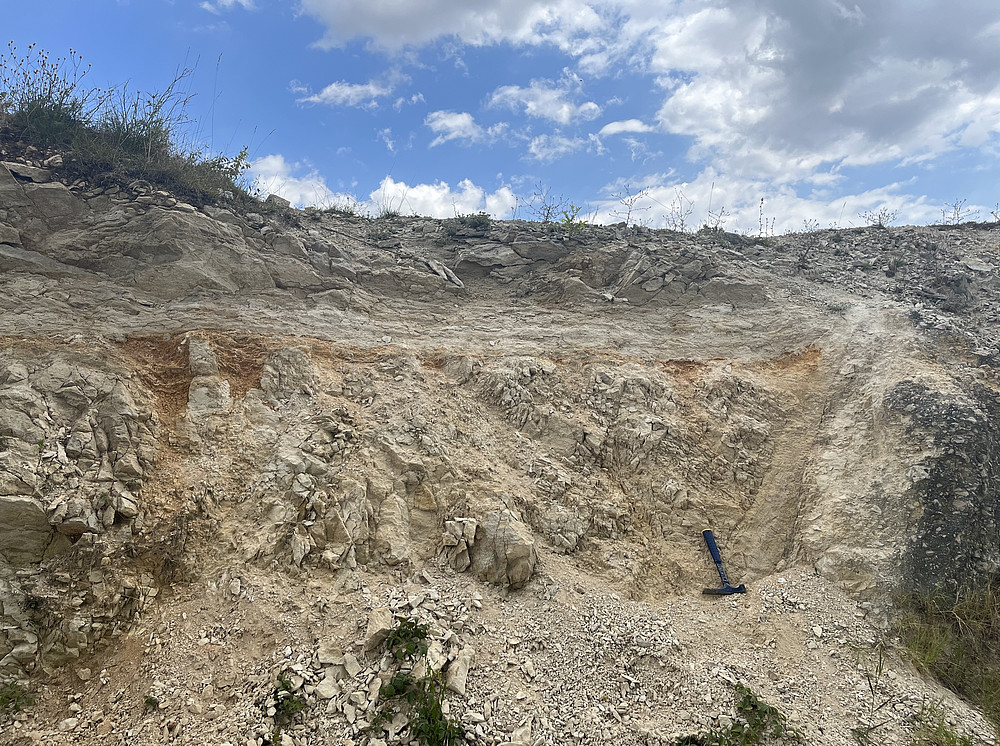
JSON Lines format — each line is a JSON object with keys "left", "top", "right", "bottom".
{"left": 0, "top": 42, "right": 101, "bottom": 146}
{"left": 560, "top": 204, "right": 587, "bottom": 236}
{"left": 369, "top": 617, "right": 464, "bottom": 746}
{"left": 384, "top": 618, "right": 429, "bottom": 661}
{"left": 0, "top": 41, "right": 253, "bottom": 207}
{"left": 675, "top": 684, "right": 802, "bottom": 746}
{"left": 896, "top": 581, "right": 1000, "bottom": 728}
{"left": 364, "top": 216, "right": 398, "bottom": 243}
{"left": 0, "top": 682, "right": 34, "bottom": 713}
{"left": 443, "top": 212, "right": 491, "bottom": 236}
{"left": 273, "top": 676, "right": 306, "bottom": 726}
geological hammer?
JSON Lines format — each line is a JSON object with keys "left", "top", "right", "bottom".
{"left": 701, "top": 529, "right": 746, "bottom": 595}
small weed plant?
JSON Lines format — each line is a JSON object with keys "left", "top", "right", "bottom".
{"left": 674, "top": 684, "right": 803, "bottom": 745}
{"left": 273, "top": 675, "right": 307, "bottom": 724}
{"left": 661, "top": 187, "right": 695, "bottom": 232}
{"left": 384, "top": 617, "right": 430, "bottom": 661}
{"left": 851, "top": 642, "right": 897, "bottom": 745}
{"left": 940, "top": 199, "right": 979, "bottom": 225}
{"left": 370, "top": 617, "right": 464, "bottom": 746}
{"left": 0, "top": 682, "right": 34, "bottom": 714}
{"left": 757, "top": 198, "right": 776, "bottom": 238}
{"left": 364, "top": 216, "right": 398, "bottom": 244}
{"left": 701, "top": 180, "right": 729, "bottom": 233}
{"left": 610, "top": 183, "right": 651, "bottom": 227}
{"left": 263, "top": 674, "right": 307, "bottom": 745}
{"left": 322, "top": 196, "right": 362, "bottom": 217}
{"left": 860, "top": 207, "right": 897, "bottom": 228}
{"left": 912, "top": 703, "right": 975, "bottom": 746}
{"left": 701, "top": 205, "right": 731, "bottom": 233}
{"left": 443, "top": 212, "right": 491, "bottom": 237}
{"left": 895, "top": 581, "right": 1000, "bottom": 728}
{"left": 143, "top": 694, "right": 160, "bottom": 713}
{"left": 527, "top": 182, "right": 568, "bottom": 224}
{"left": 560, "top": 203, "right": 587, "bottom": 237}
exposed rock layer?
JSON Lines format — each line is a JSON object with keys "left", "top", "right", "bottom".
{"left": 1, "top": 157, "right": 999, "bottom": 744}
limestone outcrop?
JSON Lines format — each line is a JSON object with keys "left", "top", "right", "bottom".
{"left": 2, "top": 154, "right": 1000, "bottom": 743}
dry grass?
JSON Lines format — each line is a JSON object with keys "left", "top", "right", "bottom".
{"left": 895, "top": 580, "right": 1000, "bottom": 728}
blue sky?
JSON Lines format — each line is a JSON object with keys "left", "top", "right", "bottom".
{"left": 5, "top": 0, "right": 1000, "bottom": 231}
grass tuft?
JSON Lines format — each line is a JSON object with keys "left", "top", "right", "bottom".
{"left": 912, "top": 703, "right": 976, "bottom": 746}
{"left": 895, "top": 580, "right": 1000, "bottom": 728}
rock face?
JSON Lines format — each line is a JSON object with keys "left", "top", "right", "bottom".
{"left": 888, "top": 379, "right": 1000, "bottom": 591}
{"left": 2, "top": 155, "right": 1000, "bottom": 742}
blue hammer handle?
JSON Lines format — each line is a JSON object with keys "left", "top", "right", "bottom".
{"left": 702, "top": 529, "right": 732, "bottom": 584}
{"left": 702, "top": 528, "right": 746, "bottom": 594}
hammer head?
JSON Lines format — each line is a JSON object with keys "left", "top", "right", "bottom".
{"left": 702, "top": 583, "right": 747, "bottom": 596}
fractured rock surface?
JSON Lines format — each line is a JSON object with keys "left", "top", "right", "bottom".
{"left": 1, "top": 156, "right": 999, "bottom": 744}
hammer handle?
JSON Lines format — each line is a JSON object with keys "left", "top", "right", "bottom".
{"left": 702, "top": 529, "right": 732, "bottom": 586}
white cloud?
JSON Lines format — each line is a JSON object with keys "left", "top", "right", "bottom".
{"left": 490, "top": 78, "right": 601, "bottom": 125}
{"left": 394, "top": 93, "right": 426, "bottom": 110}
{"left": 200, "top": 0, "right": 253, "bottom": 13}
{"left": 528, "top": 134, "right": 587, "bottom": 162}
{"left": 425, "top": 111, "right": 506, "bottom": 146}
{"left": 638, "top": 0, "right": 1000, "bottom": 182}
{"left": 294, "top": 0, "right": 1000, "bottom": 194}
{"left": 298, "top": 0, "right": 604, "bottom": 52}
{"left": 599, "top": 119, "right": 654, "bottom": 136}
{"left": 294, "top": 0, "right": 1000, "bottom": 178}
{"left": 377, "top": 128, "right": 396, "bottom": 153}
{"left": 296, "top": 78, "right": 395, "bottom": 108}
{"left": 291, "top": 0, "right": 1000, "bottom": 224}
{"left": 368, "top": 176, "right": 517, "bottom": 218}
{"left": 252, "top": 158, "right": 520, "bottom": 218}
{"left": 589, "top": 169, "right": 939, "bottom": 233}
{"left": 250, "top": 154, "right": 345, "bottom": 208}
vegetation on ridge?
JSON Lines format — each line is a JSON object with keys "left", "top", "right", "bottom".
{"left": 0, "top": 41, "right": 254, "bottom": 207}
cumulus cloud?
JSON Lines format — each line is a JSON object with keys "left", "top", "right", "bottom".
{"left": 599, "top": 119, "right": 654, "bottom": 136}
{"left": 298, "top": 0, "right": 604, "bottom": 51}
{"left": 250, "top": 154, "right": 345, "bottom": 208}
{"left": 295, "top": 78, "right": 395, "bottom": 108}
{"left": 640, "top": 0, "right": 1000, "bottom": 181}
{"left": 590, "top": 169, "right": 939, "bottom": 233}
{"left": 300, "top": 0, "right": 1000, "bottom": 190}
{"left": 286, "top": 0, "right": 1000, "bottom": 227}
{"left": 368, "top": 176, "right": 517, "bottom": 218}
{"left": 425, "top": 111, "right": 506, "bottom": 146}
{"left": 490, "top": 79, "right": 601, "bottom": 125}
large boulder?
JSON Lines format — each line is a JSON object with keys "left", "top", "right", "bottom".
{"left": 470, "top": 510, "right": 537, "bottom": 589}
